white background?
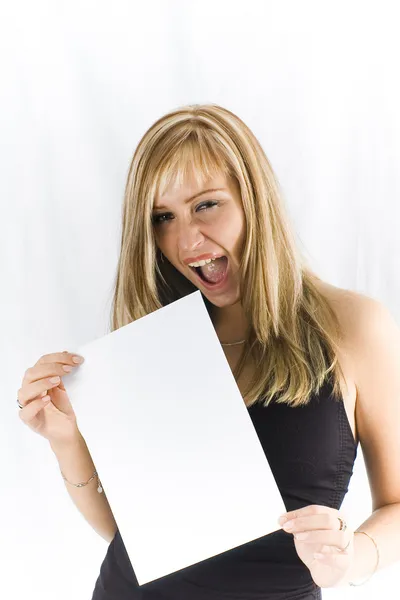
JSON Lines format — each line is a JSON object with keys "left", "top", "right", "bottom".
{"left": 1, "top": 1, "right": 399, "bottom": 598}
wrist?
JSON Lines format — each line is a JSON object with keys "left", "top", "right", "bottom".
{"left": 337, "top": 530, "right": 379, "bottom": 587}
{"left": 49, "top": 429, "right": 85, "bottom": 454}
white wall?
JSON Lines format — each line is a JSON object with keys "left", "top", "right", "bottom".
{"left": 1, "top": 1, "right": 399, "bottom": 598}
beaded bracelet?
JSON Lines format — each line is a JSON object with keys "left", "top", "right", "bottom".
{"left": 349, "top": 530, "right": 380, "bottom": 586}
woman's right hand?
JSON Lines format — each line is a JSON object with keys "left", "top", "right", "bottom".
{"left": 18, "top": 351, "right": 85, "bottom": 445}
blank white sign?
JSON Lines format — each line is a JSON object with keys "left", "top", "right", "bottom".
{"left": 63, "top": 291, "right": 286, "bottom": 585}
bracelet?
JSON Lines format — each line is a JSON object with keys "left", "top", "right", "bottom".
{"left": 60, "top": 468, "right": 103, "bottom": 494}
{"left": 349, "top": 530, "right": 380, "bottom": 586}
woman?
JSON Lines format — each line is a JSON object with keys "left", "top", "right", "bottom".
{"left": 17, "top": 104, "right": 400, "bottom": 599}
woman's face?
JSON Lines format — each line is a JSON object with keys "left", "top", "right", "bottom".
{"left": 152, "top": 172, "right": 246, "bottom": 307}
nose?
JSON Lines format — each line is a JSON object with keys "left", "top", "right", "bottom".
{"left": 176, "top": 218, "right": 204, "bottom": 253}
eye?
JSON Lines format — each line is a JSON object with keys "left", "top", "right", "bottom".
{"left": 196, "top": 200, "right": 218, "bottom": 212}
{"left": 152, "top": 212, "right": 173, "bottom": 225}
{"left": 152, "top": 200, "right": 219, "bottom": 226}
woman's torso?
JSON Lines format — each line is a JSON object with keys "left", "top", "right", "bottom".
{"left": 91, "top": 281, "right": 360, "bottom": 600}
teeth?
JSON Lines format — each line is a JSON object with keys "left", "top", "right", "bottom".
{"left": 188, "top": 257, "right": 219, "bottom": 268}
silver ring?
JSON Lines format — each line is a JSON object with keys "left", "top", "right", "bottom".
{"left": 17, "top": 397, "right": 24, "bottom": 409}
{"left": 338, "top": 517, "right": 347, "bottom": 532}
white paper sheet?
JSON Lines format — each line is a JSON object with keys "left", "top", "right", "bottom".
{"left": 63, "top": 290, "right": 286, "bottom": 585}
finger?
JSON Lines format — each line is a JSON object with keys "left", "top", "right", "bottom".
{"left": 294, "top": 529, "right": 352, "bottom": 551}
{"left": 33, "top": 351, "right": 84, "bottom": 370}
{"left": 282, "top": 504, "right": 339, "bottom": 521}
{"left": 22, "top": 358, "right": 81, "bottom": 387}
{"left": 22, "top": 352, "right": 84, "bottom": 391}
{"left": 18, "top": 395, "right": 52, "bottom": 422}
{"left": 17, "top": 376, "right": 62, "bottom": 407}
{"left": 283, "top": 512, "right": 341, "bottom": 533}
{"left": 19, "top": 390, "right": 48, "bottom": 403}
{"left": 313, "top": 548, "right": 351, "bottom": 561}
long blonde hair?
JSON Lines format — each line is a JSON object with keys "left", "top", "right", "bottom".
{"left": 110, "top": 103, "right": 345, "bottom": 408}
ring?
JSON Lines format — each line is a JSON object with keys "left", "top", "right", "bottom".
{"left": 337, "top": 517, "right": 347, "bottom": 532}
{"left": 17, "top": 397, "right": 24, "bottom": 409}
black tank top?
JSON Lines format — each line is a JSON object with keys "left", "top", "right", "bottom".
{"left": 91, "top": 377, "right": 358, "bottom": 600}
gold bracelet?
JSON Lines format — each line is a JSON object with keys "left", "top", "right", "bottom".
{"left": 60, "top": 468, "right": 103, "bottom": 494}
{"left": 349, "top": 530, "right": 380, "bottom": 586}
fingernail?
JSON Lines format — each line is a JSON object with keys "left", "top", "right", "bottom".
{"left": 72, "top": 356, "right": 84, "bottom": 363}
{"left": 50, "top": 376, "right": 60, "bottom": 383}
{"left": 283, "top": 520, "right": 295, "bottom": 530}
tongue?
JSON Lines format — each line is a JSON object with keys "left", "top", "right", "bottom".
{"left": 199, "top": 256, "right": 228, "bottom": 284}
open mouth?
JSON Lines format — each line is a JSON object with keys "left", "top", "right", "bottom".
{"left": 189, "top": 256, "right": 229, "bottom": 287}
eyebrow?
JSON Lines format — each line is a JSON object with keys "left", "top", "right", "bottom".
{"left": 153, "top": 188, "right": 227, "bottom": 211}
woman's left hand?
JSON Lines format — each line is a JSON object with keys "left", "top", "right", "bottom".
{"left": 278, "top": 504, "right": 355, "bottom": 588}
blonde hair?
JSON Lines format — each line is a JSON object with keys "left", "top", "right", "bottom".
{"left": 110, "top": 103, "right": 345, "bottom": 408}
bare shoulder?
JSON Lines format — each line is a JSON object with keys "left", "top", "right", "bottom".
{"left": 313, "top": 280, "right": 400, "bottom": 510}
{"left": 313, "top": 278, "right": 395, "bottom": 342}
{"left": 313, "top": 278, "right": 400, "bottom": 455}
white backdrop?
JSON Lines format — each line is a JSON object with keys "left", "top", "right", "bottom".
{"left": 1, "top": 1, "right": 399, "bottom": 598}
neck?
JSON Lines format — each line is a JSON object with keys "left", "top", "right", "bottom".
{"left": 211, "top": 300, "right": 249, "bottom": 344}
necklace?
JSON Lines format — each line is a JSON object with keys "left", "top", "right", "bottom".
{"left": 221, "top": 339, "right": 246, "bottom": 347}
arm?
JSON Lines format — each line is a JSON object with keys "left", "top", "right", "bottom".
{"left": 50, "top": 431, "right": 118, "bottom": 543}
{"left": 338, "top": 296, "right": 400, "bottom": 585}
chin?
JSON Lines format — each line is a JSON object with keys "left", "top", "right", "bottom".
{"left": 201, "top": 289, "right": 241, "bottom": 308}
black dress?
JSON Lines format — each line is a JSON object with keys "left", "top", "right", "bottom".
{"left": 91, "top": 378, "right": 358, "bottom": 599}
